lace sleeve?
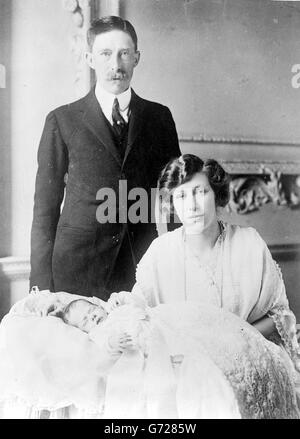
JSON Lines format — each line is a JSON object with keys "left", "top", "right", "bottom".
{"left": 266, "top": 261, "right": 300, "bottom": 370}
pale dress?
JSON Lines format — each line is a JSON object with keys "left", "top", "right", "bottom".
{"left": 127, "top": 222, "right": 300, "bottom": 418}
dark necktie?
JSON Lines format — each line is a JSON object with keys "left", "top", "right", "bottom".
{"left": 112, "top": 97, "right": 126, "bottom": 138}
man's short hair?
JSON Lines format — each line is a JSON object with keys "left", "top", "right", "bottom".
{"left": 87, "top": 16, "right": 138, "bottom": 51}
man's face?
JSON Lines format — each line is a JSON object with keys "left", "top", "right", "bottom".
{"left": 86, "top": 30, "right": 140, "bottom": 95}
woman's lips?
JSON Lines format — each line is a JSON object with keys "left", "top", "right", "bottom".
{"left": 188, "top": 214, "right": 204, "bottom": 219}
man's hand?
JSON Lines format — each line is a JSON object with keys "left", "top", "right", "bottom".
{"left": 47, "top": 302, "right": 65, "bottom": 317}
{"left": 41, "top": 297, "right": 65, "bottom": 317}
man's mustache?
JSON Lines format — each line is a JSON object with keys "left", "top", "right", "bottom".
{"left": 108, "top": 71, "right": 127, "bottom": 81}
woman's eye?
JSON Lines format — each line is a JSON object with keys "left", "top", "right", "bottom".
{"left": 195, "top": 188, "right": 208, "bottom": 195}
{"left": 100, "top": 51, "right": 111, "bottom": 57}
{"left": 175, "top": 193, "right": 185, "bottom": 199}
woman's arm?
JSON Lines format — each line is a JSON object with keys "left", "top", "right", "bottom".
{"left": 247, "top": 229, "right": 300, "bottom": 366}
{"left": 252, "top": 315, "right": 278, "bottom": 339}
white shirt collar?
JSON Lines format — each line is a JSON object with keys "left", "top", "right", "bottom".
{"left": 95, "top": 83, "right": 132, "bottom": 124}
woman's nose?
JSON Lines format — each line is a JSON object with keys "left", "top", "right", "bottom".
{"left": 186, "top": 194, "right": 198, "bottom": 212}
{"left": 190, "top": 194, "right": 204, "bottom": 213}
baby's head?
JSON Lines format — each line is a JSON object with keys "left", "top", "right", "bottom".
{"left": 62, "top": 299, "right": 108, "bottom": 333}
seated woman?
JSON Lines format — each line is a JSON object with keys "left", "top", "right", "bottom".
{"left": 0, "top": 154, "right": 299, "bottom": 419}
{"left": 108, "top": 153, "right": 300, "bottom": 417}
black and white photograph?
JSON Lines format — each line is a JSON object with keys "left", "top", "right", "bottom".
{"left": 0, "top": 0, "right": 300, "bottom": 422}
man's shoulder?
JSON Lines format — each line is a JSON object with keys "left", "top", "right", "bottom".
{"left": 48, "top": 90, "right": 94, "bottom": 118}
{"left": 132, "top": 91, "right": 170, "bottom": 113}
{"left": 137, "top": 96, "right": 168, "bottom": 109}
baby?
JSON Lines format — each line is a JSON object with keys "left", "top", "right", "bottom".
{"left": 61, "top": 299, "right": 108, "bottom": 333}
{"left": 59, "top": 298, "right": 149, "bottom": 355}
{"left": 58, "top": 298, "right": 168, "bottom": 418}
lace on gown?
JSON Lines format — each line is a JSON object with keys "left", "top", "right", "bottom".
{"left": 265, "top": 261, "right": 300, "bottom": 371}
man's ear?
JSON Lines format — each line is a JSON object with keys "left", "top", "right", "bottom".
{"left": 85, "top": 51, "right": 95, "bottom": 69}
{"left": 134, "top": 51, "right": 140, "bottom": 67}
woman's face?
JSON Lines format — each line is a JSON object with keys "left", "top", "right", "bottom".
{"left": 172, "top": 172, "right": 217, "bottom": 234}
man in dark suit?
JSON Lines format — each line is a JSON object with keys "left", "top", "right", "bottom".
{"left": 30, "top": 16, "right": 180, "bottom": 300}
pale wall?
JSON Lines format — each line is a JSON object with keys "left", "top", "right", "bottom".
{"left": 0, "top": 0, "right": 80, "bottom": 315}
{"left": 0, "top": 0, "right": 12, "bottom": 257}
{"left": 10, "top": 0, "right": 78, "bottom": 257}
{"left": 122, "top": 0, "right": 300, "bottom": 142}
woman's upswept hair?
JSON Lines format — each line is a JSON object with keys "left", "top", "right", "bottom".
{"left": 158, "top": 154, "right": 230, "bottom": 210}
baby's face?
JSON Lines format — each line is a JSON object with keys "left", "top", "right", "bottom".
{"left": 68, "top": 301, "right": 108, "bottom": 333}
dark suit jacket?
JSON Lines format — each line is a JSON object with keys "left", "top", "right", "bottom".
{"left": 30, "top": 88, "right": 180, "bottom": 299}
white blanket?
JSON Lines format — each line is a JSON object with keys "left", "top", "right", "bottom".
{"left": 0, "top": 293, "right": 299, "bottom": 419}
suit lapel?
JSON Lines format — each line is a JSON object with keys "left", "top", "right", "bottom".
{"left": 123, "top": 90, "right": 147, "bottom": 165}
{"left": 81, "top": 89, "right": 122, "bottom": 166}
